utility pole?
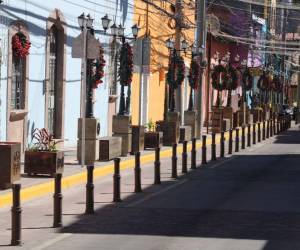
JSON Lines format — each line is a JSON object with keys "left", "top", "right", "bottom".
{"left": 175, "top": 0, "right": 183, "bottom": 122}
{"left": 195, "top": 0, "right": 206, "bottom": 138}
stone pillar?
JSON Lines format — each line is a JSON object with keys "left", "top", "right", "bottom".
{"left": 163, "top": 112, "right": 180, "bottom": 146}
{"left": 184, "top": 110, "right": 198, "bottom": 139}
{"left": 112, "top": 115, "right": 132, "bottom": 156}
{"left": 77, "top": 118, "right": 100, "bottom": 164}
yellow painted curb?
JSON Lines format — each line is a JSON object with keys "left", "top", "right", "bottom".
{"left": 0, "top": 125, "right": 256, "bottom": 208}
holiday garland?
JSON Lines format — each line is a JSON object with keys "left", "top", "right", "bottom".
{"left": 271, "top": 76, "right": 283, "bottom": 93}
{"left": 90, "top": 44, "right": 106, "bottom": 89}
{"left": 166, "top": 53, "right": 185, "bottom": 89}
{"left": 211, "top": 64, "right": 227, "bottom": 91}
{"left": 224, "top": 65, "right": 238, "bottom": 90}
{"left": 12, "top": 32, "right": 31, "bottom": 59}
{"left": 188, "top": 58, "right": 200, "bottom": 90}
{"left": 242, "top": 67, "right": 253, "bottom": 91}
{"left": 119, "top": 42, "right": 133, "bottom": 86}
{"left": 257, "top": 72, "right": 271, "bottom": 91}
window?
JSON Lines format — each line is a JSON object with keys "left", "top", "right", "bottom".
{"left": 11, "top": 55, "right": 25, "bottom": 109}
{"left": 47, "top": 25, "right": 58, "bottom": 135}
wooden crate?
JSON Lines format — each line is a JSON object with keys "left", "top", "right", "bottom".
{"left": 0, "top": 142, "right": 21, "bottom": 189}
{"left": 179, "top": 126, "right": 192, "bottom": 142}
{"left": 99, "top": 136, "right": 122, "bottom": 161}
{"left": 131, "top": 126, "right": 145, "bottom": 154}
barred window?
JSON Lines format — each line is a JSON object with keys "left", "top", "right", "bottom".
{"left": 11, "top": 54, "right": 25, "bottom": 110}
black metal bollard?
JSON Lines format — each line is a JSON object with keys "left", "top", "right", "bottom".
{"left": 85, "top": 165, "right": 94, "bottom": 214}
{"left": 134, "top": 152, "right": 142, "bottom": 193}
{"left": 266, "top": 120, "right": 270, "bottom": 138}
{"left": 253, "top": 123, "right": 256, "bottom": 145}
{"left": 235, "top": 128, "right": 239, "bottom": 152}
{"left": 53, "top": 173, "right": 63, "bottom": 228}
{"left": 172, "top": 144, "right": 178, "bottom": 179}
{"left": 113, "top": 158, "right": 121, "bottom": 202}
{"left": 191, "top": 138, "right": 196, "bottom": 169}
{"left": 241, "top": 126, "right": 245, "bottom": 149}
{"left": 247, "top": 124, "right": 251, "bottom": 147}
{"left": 154, "top": 147, "right": 161, "bottom": 184}
{"left": 11, "top": 184, "right": 22, "bottom": 246}
{"left": 263, "top": 121, "right": 266, "bottom": 140}
{"left": 202, "top": 135, "right": 207, "bottom": 164}
{"left": 220, "top": 131, "right": 225, "bottom": 157}
{"left": 228, "top": 129, "right": 233, "bottom": 155}
{"left": 258, "top": 122, "right": 261, "bottom": 143}
{"left": 270, "top": 119, "right": 273, "bottom": 137}
{"left": 182, "top": 141, "right": 188, "bottom": 173}
{"left": 211, "top": 133, "right": 217, "bottom": 161}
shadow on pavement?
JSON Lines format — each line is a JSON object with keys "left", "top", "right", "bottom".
{"left": 58, "top": 131, "right": 300, "bottom": 250}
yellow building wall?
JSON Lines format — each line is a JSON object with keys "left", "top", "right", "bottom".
{"left": 131, "top": 0, "right": 195, "bottom": 125}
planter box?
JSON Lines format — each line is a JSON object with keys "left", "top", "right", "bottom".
{"left": 179, "top": 126, "right": 192, "bottom": 142}
{"left": 24, "top": 151, "right": 64, "bottom": 177}
{"left": 0, "top": 142, "right": 21, "bottom": 189}
{"left": 99, "top": 136, "right": 122, "bottom": 161}
{"left": 144, "top": 132, "right": 163, "bottom": 149}
{"left": 131, "top": 125, "right": 145, "bottom": 154}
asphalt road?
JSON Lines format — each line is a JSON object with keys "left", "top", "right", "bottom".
{"left": 1, "top": 125, "right": 300, "bottom": 250}
{"left": 36, "top": 126, "right": 300, "bottom": 250}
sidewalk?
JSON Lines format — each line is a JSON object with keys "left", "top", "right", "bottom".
{"left": 0, "top": 121, "right": 295, "bottom": 249}
{"left": 0, "top": 121, "right": 280, "bottom": 208}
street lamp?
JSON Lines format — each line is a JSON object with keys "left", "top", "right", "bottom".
{"left": 181, "top": 39, "right": 188, "bottom": 51}
{"left": 110, "top": 23, "right": 118, "bottom": 36}
{"left": 101, "top": 14, "right": 111, "bottom": 32}
{"left": 117, "top": 24, "right": 125, "bottom": 37}
{"left": 131, "top": 24, "right": 139, "bottom": 39}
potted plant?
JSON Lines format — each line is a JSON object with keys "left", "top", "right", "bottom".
{"left": 25, "top": 128, "right": 64, "bottom": 177}
{"left": 144, "top": 119, "right": 163, "bottom": 149}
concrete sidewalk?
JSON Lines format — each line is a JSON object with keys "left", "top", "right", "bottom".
{"left": 0, "top": 121, "right": 282, "bottom": 209}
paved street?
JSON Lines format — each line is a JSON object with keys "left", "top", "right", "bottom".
{"left": 1, "top": 124, "right": 300, "bottom": 250}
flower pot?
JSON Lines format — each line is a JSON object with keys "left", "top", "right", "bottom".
{"left": 24, "top": 151, "right": 64, "bottom": 177}
{"left": 0, "top": 142, "right": 21, "bottom": 189}
{"left": 144, "top": 132, "right": 163, "bottom": 149}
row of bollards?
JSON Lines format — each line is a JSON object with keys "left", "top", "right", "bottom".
{"left": 10, "top": 115, "right": 291, "bottom": 246}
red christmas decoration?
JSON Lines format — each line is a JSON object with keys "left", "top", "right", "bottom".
{"left": 12, "top": 32, "right": 31, "bottom": 59}
{"left": 119, "top": 42, "right": 133, "bottom": 86}
{"left": 91, "top": 44, "right": 106, "bottom": 89}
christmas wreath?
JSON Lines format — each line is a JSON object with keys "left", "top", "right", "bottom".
{"left": 12, "top": 32, "right": 31, "bottom": 59}
{"left": 224, "top": 65, "right": 238, "bottom": 90}
{"left": 257, "top": 72, "right": 271, "bottom": 91}
{"left": 166, "top": 53, "right": 185, "bottom": 89}
{"left": 242, "top": 67, "right": 253, "bottom": 91}
{"left": 188, "top": 58, "right": 200, "bottom": 90}
{"left": 90, "top": 44, "right": 106, "bottom": 89}
{"left": 211, "top": 64, "right": 227, "bottom": 91}
{"left": 119, "top": 42, "right": 133, "bottom": 86}
{"left": 271, "top": 76, "right": 283, "bottom": 93}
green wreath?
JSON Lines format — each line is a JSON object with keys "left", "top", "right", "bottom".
{"left": 167, "top": 53, "right": 185, "bottom": 89}
{"left": 224, "top": 65, "right": 238, "bottom": 90}
{"left": 242, "top": 67, "right": 253, "bottom": 91}
{"left": 188, "top": 58, "right": 200, "bottom": 90}
{"left": 211, "top": 64, "right": 227, "bottom": 91}
{"left": 257, "top": 72, "right": 271, "bottom": 91}
{"left": 272, "top": 76, "right": 283, "bottom": 93}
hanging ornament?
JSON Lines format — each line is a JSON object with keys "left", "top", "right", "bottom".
{"left": 271, "top": 76, "right": 283, "bottom": 93}
{"left": 242, "top": 67, "right": 253, "bottom": 91}
{"left": 224, "top": 65, "right": 238, "bottom": 90}
{"left": 188, "top": 58, "right": 200, "bottom": 90}
{"left": 166, "top": 52, "right": 185, "bottom": 89}
{"left": 12, "top": 32, "right": 31, "bottom": 59}
{"left": 257, "top": 72, "right": 271, "bottom": 91}
{"left": 119, "top": 42, "right": 133, "bottom": 86}
{"left": 211, "top": 64, "right": 227, "bottom": 91}
{"left": 90, "top": 44, "right": 106, "bottom": 89}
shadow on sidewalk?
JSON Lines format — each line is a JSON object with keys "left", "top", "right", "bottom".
{"left": 56, "top": 127, "right": 300, "bottom": 250}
